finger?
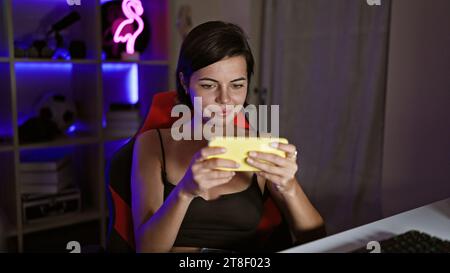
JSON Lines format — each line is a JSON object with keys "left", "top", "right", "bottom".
{"left": 199, "top": 147, "right": 227, "bottom": 159}
{"left": 246, "top": 157, "right": 286, "bottom": 176}
{"left": 193, "top": 170, "right": 234, "bottom": 184}
{"left": 270, "top": 142, "right": 297, "bottom": 154}
{"left": 248, "top": 151, "right": 293, "bottom": 167}
{"left": 258, "top": 172, "right": 283, "bottom": 184}
{"left": 202, "top": 170, "right": 236, "bottom": 180}
{"left": 207, "top": 177, "right": 234, "bottom": 188}
{"left": 203, "top": 158, "right": 240, "bottom": 170}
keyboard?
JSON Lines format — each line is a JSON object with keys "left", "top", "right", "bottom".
{"left": 353, "top": 230, "right": 450, "bottom": 253}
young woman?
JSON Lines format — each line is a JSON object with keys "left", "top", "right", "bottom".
{"left": 131, "top": 21, "right": 325, "bottom": 253}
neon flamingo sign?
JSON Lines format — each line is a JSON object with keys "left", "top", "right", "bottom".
{"left": 113, "top": 0, "right": 144, "bottom": 55}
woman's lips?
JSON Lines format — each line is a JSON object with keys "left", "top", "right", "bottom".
{"left": 206, "top": 105, "right": 237, "bottom": 118}
{"left": 218, "top": 108, "right": 233, "bottom": 117}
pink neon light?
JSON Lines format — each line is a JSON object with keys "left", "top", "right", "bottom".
{"left": 113, "top": 0, "right": 144, "bottom": 55}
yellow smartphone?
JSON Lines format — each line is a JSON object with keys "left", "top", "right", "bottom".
{"left": 207, "top": 137, "right": 289, "bottom": 171}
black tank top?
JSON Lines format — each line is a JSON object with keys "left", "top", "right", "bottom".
{"left": 156, "top": 129, "right": 264, "bottom": 251}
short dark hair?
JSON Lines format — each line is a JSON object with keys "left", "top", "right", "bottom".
{"left": 175, "top": 21, "right": 255, "bottom": 108}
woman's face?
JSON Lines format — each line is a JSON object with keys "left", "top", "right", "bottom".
{"left": 181, "top": 55, "right": 248, "bottom": 124}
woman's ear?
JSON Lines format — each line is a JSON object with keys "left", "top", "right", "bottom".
{"left": 179, "top": 72, "right": 188, "bottom": 94}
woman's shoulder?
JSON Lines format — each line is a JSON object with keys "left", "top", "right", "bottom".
{"left": 134, "top": 129, "right": 166, "bottom": 156}
{"left": 136, "top": 129, "right": 159, "bottom": 144}
{"left": 135, "top": 128, "right": 174, "bottom": 151}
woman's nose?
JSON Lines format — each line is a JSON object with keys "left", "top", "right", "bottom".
{"left": 216, "top": 89, "right": 231, "bottom": 104}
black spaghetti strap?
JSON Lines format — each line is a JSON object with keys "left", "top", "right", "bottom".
{"left": 156, "top": 129, "right": 167, "bottom": 175}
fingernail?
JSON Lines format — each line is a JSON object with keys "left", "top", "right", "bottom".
{"left": 249, "top": 151, "right": 257, "bottom": 157}
{"left": 221, "top": 148, "right": 226, "bottom": 153}
{"left": 231, "top": 172, "right": 235, "bottom": 175}
{"left": 247, "top": 158, "right": 253, "bottom": 163}
{"left": 270, "top": 142, "right": 278, "bottom": 148}
{"left": 235, "top": 163, "right": 240, "bottom": 168}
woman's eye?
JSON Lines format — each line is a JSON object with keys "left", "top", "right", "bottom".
{"left": 200, "top": 84, "right": 215, "bottom": 89}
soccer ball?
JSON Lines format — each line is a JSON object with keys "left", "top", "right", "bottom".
{"left": 35, "top": 93, "right": 77, "bottom": 133}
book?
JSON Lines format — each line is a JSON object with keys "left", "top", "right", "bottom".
{"left": 20, "top": 153, "right": 71, "bottom": 172}
{"left": 20, "top": 164, "right": 73, "bottom": 185}
{"left": 22, "top": 187, "right": 81, "bottom": 223}
{"left": 22, "top": 186, "right": 80, "bottom": 201}
{"left": 20, "top": 181, "right": 73, "bottom": 195}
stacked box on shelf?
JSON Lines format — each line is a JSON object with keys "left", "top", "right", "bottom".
{"left": 105, "top": 103, "right": 141, "bottom": 137}
{"left": 20, "top": 153, "right": 75, "bottom": 195}
{"left": 19, "top": 153, "right": 81, "bottom": 223}
{"left": 21, "top": 187, "right": 81, "bottom": 224}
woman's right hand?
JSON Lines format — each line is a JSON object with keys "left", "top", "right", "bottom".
{"left": 178, "top": 147, "right": 239, "bottom": 199}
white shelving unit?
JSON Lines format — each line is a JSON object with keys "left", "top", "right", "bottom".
{"left": 0, "top": 0, "right": 172, "bottom": 252}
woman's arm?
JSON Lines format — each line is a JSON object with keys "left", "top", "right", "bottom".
{"left": 131, "top": 130, "right": 239, "bottom": 252}
{"left": 247, "top": 143, "right": 326, "bottom": 245}
{"left": 131, "top": 130, "right": 194, "bottom": 253}
{"left": 266, "top": 178, "right": 326, "bottom": 245}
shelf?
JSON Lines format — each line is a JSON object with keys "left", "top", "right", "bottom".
{"left": 11, "top": 0, "right": 100, "bottom": 61}
{"left": 103, "top": 134, "right": 134, "bottom": 142}
{"left": 22, "top": 209, "right": 100, "bottom": 235}
{"left": 19, "top": 135, "right": 99, "bottom": 150}
{"left": 6, "top": 209, "right": 100, "bottom": 237}
{"left": 139, "top": 60, "right": 170, "bottom": 66}
{"left": 2, "top": 0, "right": 171, "bottom": 252}
{"left": 103, "top": 60, "right": 169, "bottom": 66}
{"left": 0, "top": 144, "right": 13, "bottom": 152}
{"left": 15, "top": 62, "right": 100, "bottom": 137}
{"left": 14, "top": 58, "right": 98, "bottom": 65}
{"left": 12, "top": 59, "right": 170, "bottom": 66}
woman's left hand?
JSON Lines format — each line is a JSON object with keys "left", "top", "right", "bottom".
{"left": 246, "top": 142, "right": 299, "bottom": 195}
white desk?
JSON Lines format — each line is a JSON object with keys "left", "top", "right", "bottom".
{"left": 281, "top": 198, "right": 450, "bottom": 253}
